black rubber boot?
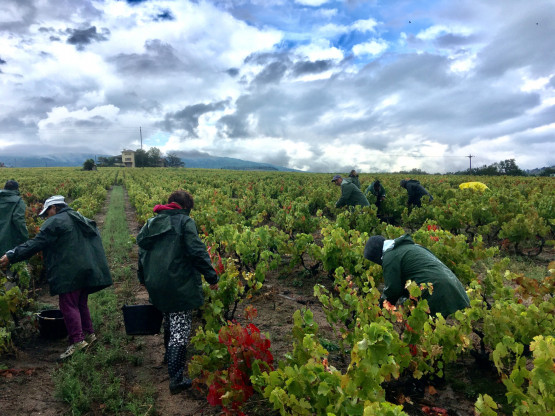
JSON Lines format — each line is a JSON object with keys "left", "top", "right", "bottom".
{"left": 167, "top": 345, "right": 192, "bottom": 395}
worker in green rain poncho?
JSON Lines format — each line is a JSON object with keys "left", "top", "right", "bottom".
{"left": 331, "top": 175, "right": 369, "bottom": 208}
{"left": 363, "top": 234, "right": 470, "bottom": 317}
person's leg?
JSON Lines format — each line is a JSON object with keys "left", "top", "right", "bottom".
{"left": 166, "top": 310, "right": 193, "bottom": 394}
{"left": 77, "top": 289, "right": 94, "bottom": 336}
{"left": 59, "top": 290, "right": 85, "bottom": 344}
{"left": 162, "top": 314, "right": 170, "bottom": 364}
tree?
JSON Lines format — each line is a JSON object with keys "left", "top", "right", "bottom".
{"left": 165, "top": 152, "right": 185, "bottom": 168}
{"left": 97, "top": 156, "right": 117, "bottom": 167}
{"left": 497, "top": 159, "right": 524, "bottom": 176}
{"left": 147, "top": 147, "right": 162, "bottom": 167}
{"left": 134, "top": 149, "right": 149, "bottom": 167}
{"left": 83, "top": 159, "right": 95, "bottom": 171}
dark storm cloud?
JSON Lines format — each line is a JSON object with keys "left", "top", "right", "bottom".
{"left": 0, "top": 0, "right": 36, "bottom": 31}
{"left": 226, "top": 68, "right": 240, "bottom": 77}
{"left": 154, "top": 9, "right": 175, "bottom": 21}
{"left": 216, "top": 84, "right": 336, "bottom": 140}
{"left": 476, "top": 5, "right": 555, "bottom": 78}
{"left": 366, "top": 53, "right": 454, "bottom": 90}
{"left": 435, "top": 33, "right": 478, "bottom": 48}
{"left": 66, "top": 26, "right": 110, "bottom": 50}
{"left": 218, "top": 114, "right": 250, "bottom": 138}
{"left": 291, "top": 60, "right": 333, "bottom": 76}
{"left": 244, "top": 51, "right": 291, "bottom": 65}
{"left": 162, "top": 100, "right": 228, "bottom": 137}
{"left": 0, "top": 58, "right": 6, "bottom": 65}
{"left": 259, "top": 149, "right": 291, "bottom": 167}
{"left": 252, "top": 61, "right": 289, "bottom": 85}
{"left": 110, "top": 40, "right": 186, "bottom": 74}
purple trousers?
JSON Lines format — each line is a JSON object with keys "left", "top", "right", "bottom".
{"left": 58, "top": 289, "right": 94, "bottom": 344}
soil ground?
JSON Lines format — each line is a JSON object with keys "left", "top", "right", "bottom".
{"left": 0, "top": 187, "right": 516, "bottom": 415}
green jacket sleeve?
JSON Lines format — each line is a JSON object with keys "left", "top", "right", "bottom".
{"left": 6, "top": 222, "right": 56, "bottom": 264}
{"left": 381, "top": 256, "right": 406, "bottom": 305}
{"left": 182, "top": 219, "right": 218, "bottom": 285}
{"left": 137, "top": 247, "right": 145, "bottom": 284}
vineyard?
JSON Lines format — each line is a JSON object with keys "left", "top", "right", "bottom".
{"left": 1, "top": 167, "right": 554, "bottom": 416}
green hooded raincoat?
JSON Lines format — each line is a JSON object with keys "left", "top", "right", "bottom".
{"left": 6, "top": 207, "right": 112, "bottom": 296}
{"left": 0, "top": 189, "right": 28, "bottom": 255}
{"left": 137, "top": 209, "right": 218, "bottom": 313}
{"left": 382, "top": 234, "right": 470, "bottom": 317}
{"left": 336, "top": 181, "right": 370, "bottom": 208}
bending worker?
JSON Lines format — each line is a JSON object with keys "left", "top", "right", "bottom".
{"left": 332, "top": 175, "right": 369, "bottom": 208}
{"left": 400, "top": 179, "right": 433, "bottom": 208}
{"left": 365, "top": 179, "right": 386, "bottom": 213}
{"left": 363, "top": 234, "right": 470, "bottom": 317}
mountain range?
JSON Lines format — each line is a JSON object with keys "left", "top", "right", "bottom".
{"left": 0, "top": 152, "right": 299, "bottom": 172}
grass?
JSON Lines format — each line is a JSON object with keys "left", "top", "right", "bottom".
{"left": 54, "top": 186, "right": 155, "bottom": 415}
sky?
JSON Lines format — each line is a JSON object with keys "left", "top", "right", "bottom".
{"left": 1, "top": 0, "right": 554, "bottom": 173}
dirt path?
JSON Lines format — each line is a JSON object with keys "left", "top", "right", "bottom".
{"left": 121, "top": 188, "right": 215, "bottom": 416}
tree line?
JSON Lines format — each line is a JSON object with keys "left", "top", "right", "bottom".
{"left": 85, "top": 148, "right": 185, "bottom": 170}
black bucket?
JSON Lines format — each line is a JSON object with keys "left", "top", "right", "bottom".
{"left": 122, "top": 304, "right": 163, "bottom": 335}
{"left": 37, "top": 309, "right": 68, "bottom": 339}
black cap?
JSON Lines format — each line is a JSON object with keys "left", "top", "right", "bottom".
{"left": 363, "top": 235, "right": 386, "bottom": 265}
{"left": 4, "top": 180, "right": 19, "bottom": 190}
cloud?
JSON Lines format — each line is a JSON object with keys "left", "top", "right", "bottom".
{"left": 1, "top": 0, "right": 554, "bottom": 172}
{"left": 37, "top": 105, "right": 123, "bottom": 149}
{"left": 252, "top": 61, "right": 289, "bottom": 85}
{"left": 154, "top": 9, "right": 175, "bottom": 22}
{"left": 352, "top": 39, "right": 388, "bottom": 56}
{"left": 66, "top": 26, "right": 110, "bottom": 50}
{"left": 295, "top": 0, "right": 330, "bottom": 7}
{"left": 171, "top": 149, "right": 211, "bottom": 158}
{"left": 109, "top": 39, "right": 186, "bottom": 74}
{"left": 161, "top": 100, "right": 229, "bottom": 137}
{"left": 291, "top": 59, "right": 333, "bottom": 76}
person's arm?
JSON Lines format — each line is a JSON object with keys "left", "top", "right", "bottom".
{"left": 137, "top": 248, "right": 145, "bottom": 285}
{"left": 182, "top": 219, "right": 218, "bottom": 285}
{"left": 5, "top": 222, "right": 55, "bottom": 264}
{"left": 381, "top": 257, "right": 405, "bottom": 305}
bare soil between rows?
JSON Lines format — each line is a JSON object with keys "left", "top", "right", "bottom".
{"left": 0, "top": 187, "right": 494, "bottom": 416}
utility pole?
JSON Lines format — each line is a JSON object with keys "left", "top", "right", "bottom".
{"left": 140, "top": 127, "right": 143, "bottom": 150}
{"left": 466, "top": 154, "right": 474, "bottom": 172}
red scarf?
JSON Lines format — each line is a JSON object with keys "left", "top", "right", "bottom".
{"left": 153, "top": 202, "right": 182, "bottom": 213}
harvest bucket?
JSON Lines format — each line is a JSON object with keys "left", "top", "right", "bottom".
{"left": 37, "top": 309, "right": 68, "bottom": 339}
{"left": 122, "top": 304, "right": 163, "bottom": 335}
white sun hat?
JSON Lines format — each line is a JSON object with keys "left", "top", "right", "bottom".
{"left": 39, "top": 195, "right": 66, "bottom": 217}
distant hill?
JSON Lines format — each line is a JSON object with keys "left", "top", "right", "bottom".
{"left": 176, "top": 154, "right": 299, "bottom": 171}
{"left": 1, "top": 153, "right": 99, "bottom": 168}
{"left": 524, "top": 165, "right": 555, "bottom": 176}
{"left": 0, "top": 152, "right": 300, "bottom": 172}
